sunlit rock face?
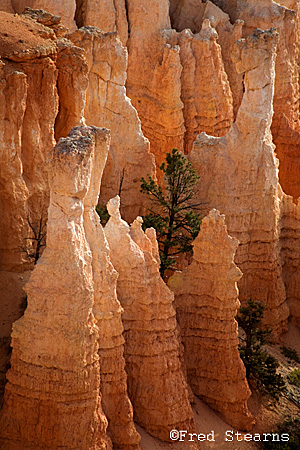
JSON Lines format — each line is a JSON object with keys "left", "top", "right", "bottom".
{"left": 189, "top": 29, "right": 289, "bottom": 338}
{"left": 0, "top": 126, "right": 112, "bottom": 450}
{"left": 70, "top": 26, "right": 156, "bottom": 223}
{"left": 104, "top": 196, "right": 195, "bottom": 442}
{"left": 169, "top": 209, "right": 254, "bottom": 431}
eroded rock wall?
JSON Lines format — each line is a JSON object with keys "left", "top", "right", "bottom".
{"left": 75, "top": 0, "right": 128, "bottom": 45}
{"left": 174, "top": 19, "right": 233, "bottom": 154}
{"left": 12, "top": 0, "right": 77, "bottom": 30}
{"left": 104, "top": 196, "right": 195, "bottom": 441}
{"left": 279, "top": 195, "right": 300, "bottom": 328}
{"left": 169, "top": 209, "right": 254, "bottom": 430}
{"left": 234, "top": 0, "right": 300, "bottom": 200}
{"left": 70, "top": 26, "right": 156, "bottom": 223}
{"left": 0, "top": 126, "right": 112, "bottom": 450}
{"left": 189, "top": 29, "right": 289, "bottom": 337}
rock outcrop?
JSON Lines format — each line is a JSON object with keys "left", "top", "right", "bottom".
{"left": 11, "top": 0, "right": 77, "bottom": 31}
{"left": 0, "top": 126, "right": 112, "bottom": 450}
{"left": 174, "top": 19, "right": 234, "bottom": 154}
{"left": 126, "top": 0, "right": 185, "bottom": 173}
{"left": 189, "top": 28, "right": 289, "bottom": 337}
{"left": 104, "top": 196, "right": 195, "bottom": 441}
{"left": 0, "top": 10, "right": 88, "bottom": 272}
{"left": 70, "top": 26, "right": 156, "bottom": 222}
{"left": 75, "top": 0, "right": 128, "bottom": 46}
{"left": 82, "top": 130, "right": 141, "bottom": 449}
{"left": 233, "top": 0, "right": 300, "bottom": 200}
{"left": 279, "top": 195, "right": 300, "bottom": 328}
{"left": 169, "top": 209, "right": 254, "bottom": 431}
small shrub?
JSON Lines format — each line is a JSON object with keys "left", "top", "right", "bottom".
{"left": 287, "top": 368, "right": 300, "bottom": 388}
{"left": 237, "top": 299, "right": 286, "bottom": 402}
{"left": 96, "top": 204, "right": 110, "bottom": 225}
{"left": 262, "top": 419, "right": 300, "bottom": 449}
{"left": 281, "top": 346, "right": 300, "bottom": 364}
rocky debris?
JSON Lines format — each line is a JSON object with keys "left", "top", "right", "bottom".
{"left": 169, "top": 209, "right": 254, "bottom": 431}
{"left": 12, "top": 0, "right": 77, "bottom": 31}
{"left": 189, "top": 28, "right": 289, "bottom": 337}
{"left": 104, "top": 196, "right": 195, "bottom": 441}
{"left": 82, "top": 129, "right": 141, "bottom": 450}
{"left": 75, "top": 0, "right": 128, "bottom": 46}
{"left": 0, "top": 126, "right": 112, "bottom": 450}
{"left": 70, "top": 26, "right": 156, "bottom": 222}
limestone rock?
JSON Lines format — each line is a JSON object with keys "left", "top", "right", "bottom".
{"left": 104, "top": 196, "right": 195, "bottom": 441}
{"left": 70, "top": 26, "right": 156, "bottom": 222}
{"left": 0, "top": 11, "right": 58, "bottom": 271}
{"left": 279, "top": 195, "right": 300, "bottom": 328}
{"left": 12, "top": 0, "right": 77, "bottom": 31}
{"left": 170, "top": 1, "right": 243, "bottom": 119}
{"left": 0, "top": 11, "right": 88, "bottom": 272}
{"left": 75, "top": 0, "right": 128, "bottom": 46}
{"left": 126, "top": 0, "right": 185, "bottom": 174}
{"left": 0, "top": 0, "right": 13, "bottom": 12}
{"left": 169, "top": 209, "right": 254, "bottom": 431}
{"left": 234, "top": 0, "right": 300, "bottom": 200}
{"left": 82, "top": 129, "right": 141, "bottom": 450}
{"left": 189, "top": 29, "right": 289, "bottom": 337}
{"left": 174, "top": 19, "right": 234, "bottom": 154}
{"left": 0, "top": 126, "right": 112, "bottom": 450}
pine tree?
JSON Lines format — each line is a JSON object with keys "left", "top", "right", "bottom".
{"left": 141, "top": 148, "right": 202, "bottom": 278}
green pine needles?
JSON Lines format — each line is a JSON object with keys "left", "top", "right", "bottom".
{"left": 237, "top": 299, "right": 286, "bottom": 402}
{"left": 140, "top": 148, "right": 202, "bottom": 278}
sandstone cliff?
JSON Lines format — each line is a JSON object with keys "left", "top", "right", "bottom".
{"left": 169, "top": 209, "right": 254, "bottom": 430}
{"left": 0, "top": 126, "right": 112, "bottom": 450}
{"left": 104, "top": 196, "right": 195, "bottom": 441}
{"left": 189, "top": 28, "right": 289, "bottom": 337}
{"left": 69, "top": 26, "right": 156, "bottom": 222}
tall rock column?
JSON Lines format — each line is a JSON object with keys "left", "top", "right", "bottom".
{"left": 169, "top": 209, "right": 254, "bottom": 431}
{"left": 189, "top": 29, "right": 289, "bottom": 337}
{"left": 126, "top": 0, "right": 185, "bottom": 174}
{"left": 83, "top": 130, "right": 141, "bottom": 450}
{"left": 70, "top": 27, "right": 156, "bottom": 223}
{"left": 0, "top": 127, "right": 112, "bottom": 450}
{"left": 104, "top": 196, "right": 195, "bottom": 441}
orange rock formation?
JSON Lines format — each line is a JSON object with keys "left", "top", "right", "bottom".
{"left": 169, "top": 209, "right": 254, "bottom": 431}
{"left": 104, "top": 196, "right": 195, "bottom": 441}
{"left": 189, "top": 28, "right": 289, "bottom": 337}
{"left": 0, "top": 126, "right": 112, "bottom": 450}
{"left": 70, "top": 26, "right": 156, "bottom": 222}
{"left": 12, "top": 0, "right": 77, "bottom": 30}
{"left": 233, "top": 0, "right": 300, "bottom": 200}
{"left": 279, "top": 195, "right": 300, "bottom": 328}
{"left": 126, "top": 0, "right": 185, "bottom": 173}
{"left": 75, "top": 0, "right": 128, "bottom": 45}
{"left": 82, "top": 130, "right": 141, "bottom": 450}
